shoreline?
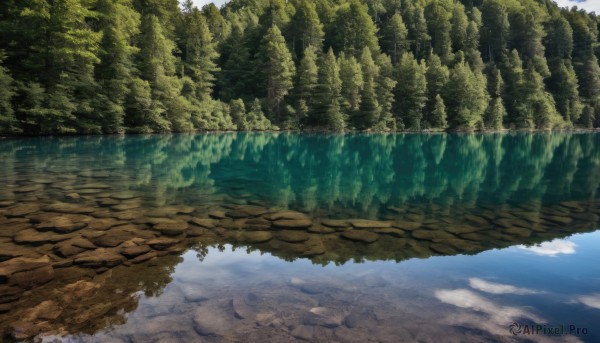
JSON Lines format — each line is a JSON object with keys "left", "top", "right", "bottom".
{"left": 2, "top": 127, "right": 600, "bottom": 139}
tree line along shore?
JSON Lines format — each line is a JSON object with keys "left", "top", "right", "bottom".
{"left": 0, "top": 0, "right": 599, "bottom": 135}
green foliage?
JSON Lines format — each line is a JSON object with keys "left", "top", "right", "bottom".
{"left": 443, "top": 60, "right": 489, "bottom": 129}
{"left": 393, "top": 53, "right": 427, "bottom": 130}
{"left": 328, "top": 0, "right": 378, "bottom": 57}
{"left": 0, "top": 0, "right": 599, "bottom": 133}
{"left": 382, "top": 12, "right": 408, "bottom": 64}
{"left": 312, "top": 48, "right": 344, "bottom": 130}
{"left": 230, "top": 98, "right": 248, "bottom": 130}
{"left": 261, "top": 25, "right": 295, "bottom": 123}
{"left": 430, "top": 94, "right": 448, "bottom": 130}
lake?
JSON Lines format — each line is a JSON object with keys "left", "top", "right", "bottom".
{"left": 0, "top": 132, "right": 599, "bottom": 342}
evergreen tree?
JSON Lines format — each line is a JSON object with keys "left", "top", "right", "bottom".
{"left": 182, "top": 3, "right": 220, "bottom": 102}
{"left": 374, "top": 54, "right": 397, "bottom": 130}
{"left": 430, "top": 94, "right": 448, "bottom": 130}
{"left": 451, "top": 3, "right": 469, "bottom": 53}
{"left": 312, "top": 48, "right": 344, "bottom": 130}
{"left": 261, "top": 25, "right": 295, "bottom": 124}
{"left": 393, "top": 53, "right": 427, "bottom": 130}
{"left": 382, "top": 12, "right": 409, "bottom": 64}
{"left": 481, "top": 0, "right": 510, "bottom": 63}
{"left": 547, "top": 58, "right": 582, "bottom": 124}
{"left": 356, "top": 48, "right": 380, "bottom": 130}
{"left": 404, "top": 3, "right": 431, "bottom": 60}
{"left": 247, "top": 98, "right": 273, "bottom": 130}
{"left": 328, "top": 0, "right": 379, "bottom": 57}
{"left": 230, "top": 98, "right": 248, "bottom": 130}
{"left": 95, "top": 0, "right": 140, "bottom": 133}
{"left": 290, "top": 0, "right": 324, "bottom": 59}
{"left": 138, "top": 14, "right": 190, "bottom": 132}
{"left": 424, "top": 53, "right": 449, "bottom": 129}
{"left": 424, "top": 1, "right": 453, "bottom": 64}
{"left": 443, "top": 60, "right": 489, "bottom": 129}
{"left": 20, "top": 0, "right": 102, "bottom": 134}
{"left": 484, "top": 66, "right": 506, "bottom": 130}
{"left": 295, "top": 45, "right": 319, "bottom": 110}
{"left": 0, "top": 53, "right": 16, "bottom": 133}
{"left": 338, "top": 53, "right": 363, "bottom": 116}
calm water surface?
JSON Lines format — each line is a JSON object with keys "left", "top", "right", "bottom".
{"left": 0, "top": 132, "right": 599, "bottom": 342}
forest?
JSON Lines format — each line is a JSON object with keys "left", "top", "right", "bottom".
{"left": 0, "top": 0, "right": 599, "bottom": 134}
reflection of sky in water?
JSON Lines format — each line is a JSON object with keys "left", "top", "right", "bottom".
{"left": 98, "top": 231, "right": 600, "bottom": 342}
{"left": 518, "top": 239, "right": 577, "bottom": 256}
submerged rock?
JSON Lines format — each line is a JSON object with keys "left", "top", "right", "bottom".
{"left": 341, "top": 230, "right": 379, "bottom": 243}
{"left": 239, "top": 231, "right": 273, "bottom": 243}
{"left": 303, "top": 307, "right": 344, "bottom": 328}
{"left": 193, "top": 304, "right": 232, "bottom": 336}
{"left": 272, "top": 219, "right": 312, "bottom": 229}
{"left": 349, "top": 219, "right": 392, "bottom": 229}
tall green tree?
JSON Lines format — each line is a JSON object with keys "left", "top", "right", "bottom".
{"left": 290, "top": 0, "right": 324, "bottom": 58}
{"left": 260, "top": 25, "right": 296, "bottom": 123}
{"left": 182, "top": 3, "right": 220, "bottom": 102}
{"left": 382, "top": 12, "right": 409, "bottom": 64}
{"left": 338, "top": 52, "right": 363, "bottom": 116}
{"left": 443, "top": 60, "right": 489, "bottom": 129}
{"left": 312, "top": 48, "right": 344, "bottom": 130}
{"left": 424, "top": 0, "right": 453, "bottom": 64}
{"left": 393, "top": 52, "right": 427, "bottom": 130}
{"left": 295, "top": 45, "right": 319, "bottom": 122}
{"left": 20, "top": 0, "right": 102, "bottom": 134}
{"left": 374, "top": 53, "right": 397, "bottom": 130}
{"left": 328, "top": 0, "right": 379, "bottom": 57}
{"left": 95, "top": 0, "right": 140, "bottom": 133}
{"left": 356, "top": 48, "right": 380, "bottom": 129}
{"left": 424, "top": 53, "right": 449, "bottom": 129}
{"left": 484, "top": 65, "right": 506, "bottom": 129}
{"left": 0, "top": 52, "right": 16, "bottom": 133}
{"left": 138, "top": 14, "right": 190, "bottom": 132}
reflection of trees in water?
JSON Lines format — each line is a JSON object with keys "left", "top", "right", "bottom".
{"left": 0, "top": 133, "right": 599, "bottom": 215}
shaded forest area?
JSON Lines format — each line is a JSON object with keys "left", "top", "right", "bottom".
{"left": 0, "top": 0, "right": 599, "bottom": 134}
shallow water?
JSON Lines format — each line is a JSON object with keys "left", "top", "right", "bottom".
{"left": 0, "top": 132, "right": 599, "bottom": 342}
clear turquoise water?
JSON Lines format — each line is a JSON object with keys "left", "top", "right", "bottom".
{"left": 1, "top": 132, "right": 599, "bottom": 342}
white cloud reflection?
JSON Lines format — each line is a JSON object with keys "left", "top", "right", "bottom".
{"left": 469, "top": 278, "right": 541, "bottom": 295}
{"left": 517, "top": 239, "right": 576, "bottom": 257}
{"left": 576, "top": 294, "right": 600, "bottom": 310}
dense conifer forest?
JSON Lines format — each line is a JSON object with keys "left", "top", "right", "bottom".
{"left": 0, "top": 0, "right": 599, "bottom": 134}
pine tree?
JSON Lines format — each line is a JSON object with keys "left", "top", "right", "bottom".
{"left": 295, "top": 45, "right": 319, "bottom": 108}
{"left": 356, "top": 48, "right": 380, "bottom": 130}
{"left": 0, "top": 53, "right": 16, "bottom": 133}
{"left": 430, "top": 94, "right": 448, "bottom": 130}
{"left": 328, "top": 0, "right": 378, "bottom": 57}
{"left": 481, "top": 0, "right": 510, "bottom": 63}
{"left": 424, "top": 53, "right": 449, "bottom": 129}
{"left": 95, "top": 0, "right": 140, "bottom": 133}
{"left": 484, "top": 66, "right": 506, "bottom": 130}
{"left": 261, "top": 25, "right": 295, "bottom": 124}
{"left": 247, "top": 98, "right": 273, "bottom": 130}
{"left": 450, "top": 3, "right": 469, "bottom": 52}
{"left": 382, "top": 12, "right": 409, "bottom": 64}
{"left": 547, "top": 58, "right": 582, "bottom": 124}
{"left": 312, "top": 48, "right": 344, "bottom": 130}
{"left": 182, "top": 4, "right": 220, "bottom": 102}
{"left": 425, "top": 1, "right": 453, "bottom": 64}
{"left": 290, "top": 0, "right": 324, "bottom": 59}
{"left": 20, "top": 0, "right": 102, "bottom": 134}
{"left": 230, "top": 98, "right": 247, "bottom": 130}
{"left": 374, "top": 54, "right": 397, "bottom": 130}
{"left": 404, "top": 3, "right": 431, "bottom": 60}
{"left": 393, "top": 53, "right": 427, "bottom": 130}
{"left": 443, "top": 60, "right": 489, "bottom": 129}
{"left": 338, "top": 53, "right": 363, "bottom": 116}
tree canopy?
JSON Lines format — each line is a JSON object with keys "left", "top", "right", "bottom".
{"left": 0, "top": 0, "right": 599, "bottom": 134}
